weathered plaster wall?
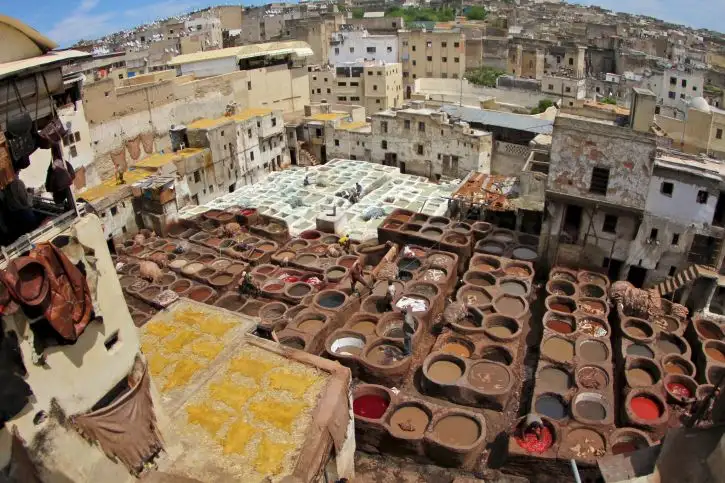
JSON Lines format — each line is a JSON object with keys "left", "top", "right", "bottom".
{"left": 547, "top": 115, "right": 657, "bottom": 210}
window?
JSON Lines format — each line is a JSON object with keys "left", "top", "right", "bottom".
{"left": 335, "top": 47, "right": 339, "bottom": 54}
{"left": 565, "top": 87, "right": 571, "bottom": 93}
{"left": 350, "top": 82, "right": 359, "bottom": 86}
{"left": 118, "top": 73, "right": 123, "bottom": 80}
{"left": 442, "top": 73, "right": 447, "bottom": 79}
{"left": 655, "top": 106, "right": 661, "bottom": 114}
{"left": 404, "top": 120, "right": 411, "bottom": 130}
{"left": 452, "top": 74, "right": 458, "bottom": 79}
{"left": 417, "top": 144, "right": 424, "bottom": 155}
{"left": 672, "top": 233, "right": 680, "bottom": 246}
{"left": 350, "top": 47, "right": 354, "bottom": 53}
{"left": 373, "top": 85, "right": 378, "bottom": 91}
{"left": 381, "top": 121, "right": 388, "bottom": 133}
{"left": 568, "top": 57, "right": 573, "bottom": 65}
{"left": 454, "top": 42, "right": 460, "bottom": 48}
{"left": 596, "top": 87, "right": 600, "bottom": 93}
{"left": 412, "top": 60, "right": 417, "bottom": 66}
{"left": 442, "top": 57, "right": 447, "bottom": 63}
{"left": 602, "top": 215, "right": 618, "bottom": 233}
{"left": 315, "top": 128, "right": 322, "bottom": 137}
{"left": 668, "top": 91, "right": 676, "bottom": 99}
{"left": 317, "top": 88, "right": 321, "bottom": 93}
{"left": 271, "top": 118, "right": 277, "bottom": 127}
{"left": 589, "top": 167, "right": 610, "bottom": 195}
{"left": 418, "top": 122, "right": 425, "bottom": 132}
{"left": 670, "top": 76, "right": 677, "bottom": 85}
{"left": 402, "top": 40, "right": 408, "bottom": 46}
{"left": 377, "top": 71, "right": 382, "bottom": 76}
{"left": 387, "top": 46, "right": 392, "bottom": 53}
{"left": 376, "top": 99, "right": 380, "bottom": 104}
{"left": 426, "top": 41, "right": 432, "bottom": 48}
{"left": 367, "top": 46, "right": 376, "bottom": 53}
{"left": 441, "top": 42, "right": 447, "bottom": 48}
{"left": 350, "top": 96, "right": 360, "bottom": 101}
{"left": 697, "top": 190, "right": 709, "bottom": 204}
{"left": 647, "top": 228, "right": 659, "bottom": 242}
{"left": 194, "top": 171, "right": 201, "bottom": 183}
{"left": 381, "top": 140, "right": 387, "bottom": 149}
{"left": 412, "top": 45, "right": 416, "bottom": 51}
{"left": 548, "top": 84, "right": 554, "bottom": 90}
{"left": 454, "top": 57, "right": 460, "bottom": 63}
{"left": 661, "top": 181, "right": 674, "bottom": 196}
{"left": 250, "top": 152, "right": 254, "bottom": 161}
{"left": 693, "top": 86, "right": 698, "bottom": 91}
{"left": 69, "top": 145, "right": 78, "bottom": 157}
{"left": 248, "top": 81, "right": 252, "bottom": 90}
{"left": 337, "top": 96, "right": 347, "bottom": 101}
{"left": 669, "top": 266, "right": 677, "bottom": 277}
{"left": 717, "top": 128, "right": 723, "bottom": 139}
{"left": 334, "top": 139, "right": 340, "bottom": 146}
{"left": 680, "top": 93, "right": 685, "bottom": 99}
{"left": 682, "top": 79, "right": 687, "bottom": 88}
{"left": 338, "top": 82, "right": 346, "bottom": 86}
{"left": 427, "top": 56, "right": 433, "bottom": 61}
{"left": 403, "top": 71, "right": 409, "bottom": 78}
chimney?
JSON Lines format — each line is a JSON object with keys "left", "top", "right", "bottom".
{"left": 629, "top": 87, "right": 657, "bottom": 133}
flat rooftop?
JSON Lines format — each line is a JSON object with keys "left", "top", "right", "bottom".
{"left": 440, "top": 105, "right": 554, "bottom": 135}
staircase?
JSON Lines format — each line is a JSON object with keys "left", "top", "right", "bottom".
{"left": 653, "top": 264, "right": 714, "bottom": 297}
{"left": 298, "top": 146, "right": 318, "bottom": 167}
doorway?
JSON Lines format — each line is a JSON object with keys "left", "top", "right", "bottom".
{"left": 627, "top": 265, "right": 648, "bottom": 288}
{"left": 563, "top": 204, "right": 583, "bottom": 243}
{"left": 605, "top": 258, "right": 623, "bottom": 281}
{"left": 399, "top": 161, "right": 406, "bottom": 174}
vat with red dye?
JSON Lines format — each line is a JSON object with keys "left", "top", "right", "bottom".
{"left": 514, "top": 426, "right": 554, "bottom": 454}
{"left": 630, "top": 396, "right": 661, "bottom": 420}
{"left": 353, "top": 394, "right": 390, "bottom": 419}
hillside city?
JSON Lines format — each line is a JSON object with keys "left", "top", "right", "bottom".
{"left": 1, "top": 1, "right": 725, "bottom": 482}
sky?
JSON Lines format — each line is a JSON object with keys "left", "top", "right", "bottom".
{"left": 1, "top": 0, "right": 724, "bottom": 48}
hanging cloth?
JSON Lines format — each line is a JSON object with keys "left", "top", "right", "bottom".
{"left": 0, "top": 132, "right": 17, "bottom": 190}
{"left": 140, "top": 131, "right": 155, "bottom": 154}
{"left": 71, "top": 361, "right": 163, "bottom": 474}
{"left": 126, "top": 135, "right": 142, "bottom": 161}
{"left": 37, "top": 73, "right": 67, "bottom": 144}
{"left": 110, "top": 146, "right": 127, "bottom": 172}
{"left": 4, "top": 79, "right": 36, "bottom": 163}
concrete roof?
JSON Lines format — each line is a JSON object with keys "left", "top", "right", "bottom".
{"left": 440, "top": 105, "right": 554, "bottom": 135}
{"left": 168, "top": 41, "right": 313, "bottom": 66}
{"left": 0, "top": 49, "right": 90, "bottom": 81}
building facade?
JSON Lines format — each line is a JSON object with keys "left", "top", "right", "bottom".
{"left": 399, "top": 29, "right": 466, "bottom": 97}
{"left": 329, "top": 28, "right": 398, "bottom": 65}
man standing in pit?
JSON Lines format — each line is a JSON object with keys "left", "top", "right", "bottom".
{"left": 350, "top": 259, "right": 371, "bottom": 295}
{"left": 401, "top": 307, "right": 416, "bottom": 356}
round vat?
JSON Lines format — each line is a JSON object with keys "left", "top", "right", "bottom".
{"left": 364, "top": 342, "right": 407, "bottom": 366}
{"left": 511, "top": 245, "right": 538, "bottom": 262}
{"left": 497, "top": 277, "right": 529, "bottom": 297}
{"left": 535, "top": 394, "right": 568, "bottom": 420}
{"left": 478, "top": 240, "right": 505, "bottom": 255}
{"left": 664, "top": 374, "right": 697, "bottom": 403}
{"left": 456, "top": 285, "right": 493, "bottom": 307}
{"left": 426, "top": 356, "right": 465, "bottom": 384}
{"left": 480, "top": 345, "right": 513, "bottom": 365}
{"left": 656, "top": 333, "right": 688, "bottom": 356}
{"left": 662, "top": 354, "right": 696, "bottom": 376}
{"left": 576, "top": 365, "right": 610, "bottom": 390}
{"left": 544, "top": 312, "right": 576, "bottom": 335}
{"left": 489, "top": 229, "right": 515, "bottom": 243}
{"left": 470, "top": 255, "right": 501, "bottom": 272}
{"left": 546, "top": 280, "right": 576, "bottom": 297}
{"left": 623, "top": 318, "right": 655, "bottom": 342}
{"left": 280, "top": 336, "right": 305, "bottom": 350}
{"left": 503, "top": 262, "right": 533, "bottom": 279}
{"left": 315, "top": 290, "right": 347, "bottom": 310}
{"left": 285, "top": 282, "right": 313, "bottom": 300}
{"left": 577, "top": 316, "right": 609, "bottom": 338}
{"left": 625, "top": 358, "right": 661, "bottom": 387}
{"left": 353, "top": 386, "right": 390, "bottom": 419}
{"left": 577, "top": 271, "right": 608, "bottom": 287}
{"left": 562, "top": 428, "right": 606, "bottom": 459}
{"left": 187, "top": 285, "right": 213, "bottom": 303}
{"left": 573, "top": 392, "right": 610, "bottom": 423}
{"left": 577, "top": 298, "right": 608, "bottom": 317}
{"left": 431, "top": 414, "right": 482, "bottom": 448}
{"left": 579, "top": 283, "right": 606, "bottom": 299}
{"left": 388, "top": 404, "right": 430, "bottom": 438}
{"left": 538, "top": 365, "right": 573, "bottom": 392}
{"left": 696, "top": 319, "right": 725, "bottom": 341}
{"left": 484, "top": 314, "right": 521, "bottom": 341}
{"left": 577, "top": 339, "right": 609, "bottom": 363}
{"left": 703, "top": 340, "right": 725, "bottom": 363}
{"left": 439, "top": 337, "right": 475, "bottom": 358}
{"left": 329, "top": 333, "right": 366, "bottom": 357}
{"left": 492, "top": 294, "right": 527, "bottom": 319}
{"left": 611, "top": 429, "right": 651, "bottom": 455}
{"left": 627, "top": 343, "right": 655, "bottom": 359}
{"left": 627, "top": 391, "right": 666, "bottom": 422}
{"left": 546, "top": 296, "right": 577, "bottom": 314}
{"left": 467, "top": 361, "right": 511, "bottom": 392}
{"left": 463, "top": 271, "right": 496, "bottom": 287}
{"left": 542, "top": 337, "right": 575, "bottom": 363}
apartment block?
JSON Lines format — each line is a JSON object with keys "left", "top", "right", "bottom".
{"left": 369, "top": 103, "right": 493, "bottom": 179}
{"left": 399, "top": 29, "right": 466, "bottom": 96}
{"left": 308, "top": 61, "right": 403, "bottom": 113}
{"left": 541, "top": 75, "right": 587, "bottom": 106}
{"left": 655, "top": 96, "right": 725, "bottom": 159}
{"left": 508, "top": 43, "right": 545, "bottom": 80}
{"left": 648, "top": 67, "right": 705, "bottom": 118}
{"left": 329, "top": 28, "right": 398, "bottom": 64}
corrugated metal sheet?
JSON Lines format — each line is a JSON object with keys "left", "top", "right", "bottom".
{"left": 441, "top": 105, "right": 554, "bottom": 135}
{"left": 0, "top": 50, "right": 90, "bottom": 80}
{"left": 168, "top": 41, "right": 314, "bottom": 66}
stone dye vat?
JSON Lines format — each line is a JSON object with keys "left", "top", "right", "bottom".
{"left": 352, "top": 384, "right": 487, "bottom": 469}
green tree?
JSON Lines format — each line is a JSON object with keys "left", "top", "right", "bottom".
{"left": 600, "top": 97, "right": 617, "bottom": 105}
{"left": 352, "top": 7, "right": 364, "bottom": 19}
{"left": 530, "top": 99, "right": 554, "bottom": 114}
{"left": 464, "top": 67, "right": 506, "bottom": 88}
{"left": 465, "top": 6, "right": 487, "bottom": 20}
{"left": 385, "top": 7, "right": 455, "bottom": 23}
